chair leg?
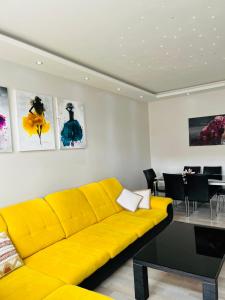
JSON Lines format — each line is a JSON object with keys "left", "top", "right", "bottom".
{"left": 210, "top": 199, "right": 213, "bottom": 220}
{"left": 185, "top": 197, "right": 190, "bottom": 217}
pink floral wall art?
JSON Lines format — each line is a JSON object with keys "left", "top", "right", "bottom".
{"left": 0, "top": 87, "right": 12, "bottom": 152}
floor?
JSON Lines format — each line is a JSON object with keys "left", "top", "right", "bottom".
{"left": 96, "top": 201, "right": 225, "bottom": 300}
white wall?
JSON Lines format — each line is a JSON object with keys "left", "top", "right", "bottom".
{"left": 149, "top": 88, "right": 225, "bottom": 175}
{"left": 0, "top": 59, "right": 150, "bottom": 207}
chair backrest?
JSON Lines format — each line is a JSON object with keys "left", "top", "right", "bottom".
{"left": 203, "top": 166, "right": 222, "bottom": 180}
{"left": 143, "top": 169, "right": 156, "bottom": 190}
{"left": 163, "top": 173, "right": 185, "bottom": 201}
{"left": 183, "top": 166, "right": 201, "bottom": 174}
{"left": 186, "top": 174, "right": 209, "bottom": 203}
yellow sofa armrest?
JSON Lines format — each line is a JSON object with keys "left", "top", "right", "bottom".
{"left": 151, "top": 196, "right": 173, "bottom": 211}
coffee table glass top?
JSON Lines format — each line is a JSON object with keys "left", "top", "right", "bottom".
{"left": 134, "top": 221, "right": 225, "bottom": 280}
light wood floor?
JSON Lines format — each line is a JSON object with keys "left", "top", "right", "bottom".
{"left": 96, "top": 202, "right": 225, "bottom": 299}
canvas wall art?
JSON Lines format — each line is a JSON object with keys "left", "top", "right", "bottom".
{"left": 0, "top": 87, "right": 12, "bottom": 152}
{"left": 189, "top": 114, "right": 225, "bottom": 146}
{"left": 16, "top": 90, "right": 56, "bottom": 151}
{"left": 57, "top": 99, "right": 86, "bottom": 149}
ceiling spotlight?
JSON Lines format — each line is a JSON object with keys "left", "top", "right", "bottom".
{"left": 186, "top": 92, "right": 190, "bottom": 96}
{"left": 36, "top": 60, "right": 43, "bottom": 65}
{"left": 139, "top": 95, "right": 144, "bottom": 99}
{"left": 192, "top": 28, "right": 197, "bottom": 32}
{"left": 211, "top": 15, "right": 216, "bottom": 19}
{"left": 84, "top": 76, "right": 89, "bottom": 81}
{"left": 192, "top": 16, "right": 197, "bottom": 20}
{"left": 117, "top": 87, "right": 121, "bottom": 91}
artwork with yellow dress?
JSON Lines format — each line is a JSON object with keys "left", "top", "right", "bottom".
{"left": 16, "top": 90, "right": 56, "bottom": 151}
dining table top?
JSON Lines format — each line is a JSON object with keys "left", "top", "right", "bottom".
{"left": 157, "top": 175, "right": 225, "bottom": 186}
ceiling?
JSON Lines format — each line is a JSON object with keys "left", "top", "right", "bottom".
{"left": 0, "top": 0, "right": 225, "bottom": 97}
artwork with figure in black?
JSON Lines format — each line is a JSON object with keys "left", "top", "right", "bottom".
{"left": 58, "top": 100, "right": 86, "bottom": 149}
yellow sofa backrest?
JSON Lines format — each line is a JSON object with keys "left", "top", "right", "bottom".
{"left": 79, "top": 183, "right": 117, "bottom": 221}
{"left": 45, "top": 188, "right": 97, "bottom": 237}
{"left": 99, "top": 178, "right": 123, "bottom": 212}
{"left": 0, "top": 198, "right": 65, "bottom": 258}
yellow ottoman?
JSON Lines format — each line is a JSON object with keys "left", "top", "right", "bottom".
{"left": 44, "top": 285, "right": 113, "bottom": 300}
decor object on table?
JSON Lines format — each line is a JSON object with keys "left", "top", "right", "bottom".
{"left": 116, "top": 188, "right": 143, "bottom": 211}
{"left": 16, "top": 90, "right": 56, "bottom": 151}
{"left": 189, "top": 114, "right": 225, "bottom": 146}
{"left": 135, "top": 189, "right": 151, "bottom": 209}
{"left": 0, "top": 86, "right": 12, "bottom": 152}
{"left": 0, "top": 232, "right": 23, "bottom": 278}
{"left": 57, "top": 99, "right": 86, "bottom": 149}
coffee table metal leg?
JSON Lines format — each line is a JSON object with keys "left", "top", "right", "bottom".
{"left": 133, "top": 262, "right": 149, "bottom": 300}
{"left": 203, "top": 281, "right": 218, "bottom": 300}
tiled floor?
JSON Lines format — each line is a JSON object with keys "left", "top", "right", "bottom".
{"left": 96, "top": 202, "right": 225, "bottom": 299}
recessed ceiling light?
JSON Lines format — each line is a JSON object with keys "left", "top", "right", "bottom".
{"left": 140, "top": 16, "right": 145, "bottom": 20}
{"left": 36, "top": 60, "right": 43, "bottom": 65}
{"left": 198, "top": 34, "right": 203, "bottom": 38}
{"left": 189, "top": 55, "right": 193, "bottom": 58}
{"left": 122, "top": 53, "right": 127, "bottom": 57}
{"left": 127, "top": 26, "right": 131, "bottom": 30}
{"left": 119, "top": 43, "right": 123, "bottom": 48}
{"left": 200, "top": 48, "right": 204, "bottom": 51}
{"left": 178, "top": 27, "right": 182, "bottom": 32}
{"left": 84, "top": 76, "right": 89, "bottom": 81}
{"left": 186, "top": 92, "right": 190, "bottom": 96}
{"left": 141, "top": 39, "right": 145, "bottom": 43}
{"left": 211, "top": 15, "right": 216, "bottom": 19}
{"left": 204, "top": 61, "right": 208, "bottom": 65}
{"left": 192, "top": 28, "right": 197, "bottom": 32}
{"left": 216, "top": 35, "right": 220, "bottom": 39}
{"left": 173, "top": 35, "right": 177, "bottom": 39}
{"left": 208, "top": 6, "right": 211, "bottom": 9}
{"left": 155, "top": 26, "right": 159, "bottom": 30}
{"left": 213, "top": 27, "right": 217, "bottom": 31}
{"left": 212, "top": 42, "right": 216, "bottom": 46}
{"left": 139, "top": 95, "right": 144, "bottom": 99}
{"left": 166, "top": 52, "right": 169, "bottom": 56}
{"left": 120, "top": 36, "right": 124, "bottom": 40}
{"left": 163, "top": 35, "right": 167, "bottom": 39}
{"left": 192, "top": 16, "right": 197, "bottom": 20}
{"left": 189, "top": 44, "right": 193, "bottom": 47}
{"left": 117, "top": 87, "right": 121, "bottom": 91}
{"left": 160, "top": 45, "right": 164, "bottom": 48}
{"left": 137, "top": 63, "right": 141, "bottom": 67}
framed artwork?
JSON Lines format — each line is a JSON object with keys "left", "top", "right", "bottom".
{"left": 16, "top": 90, "right": 56, "bottom": 151}
{"left": 189, "top": 114, "right": 225, "bottom": 146}
{"left": 57, "top": 99, "right": 86, "bottom": 149}
{"left": 0, "top": 87, "right": 12, "bottom": 152}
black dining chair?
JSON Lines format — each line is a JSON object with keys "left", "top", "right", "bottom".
{"left": 203, "top": 166, "right": 222, "bottom": 180}
{"left": 163, "top": 173, "right": 189, "bottom": 216}
{"left": 186, "top": 174, "right": 218, "bottom": 219}
{"left": 183, "top": 166, "right": 201, "bottom": 174}
{"left": 143, "top": 168, "right": 165, "bottom": 195}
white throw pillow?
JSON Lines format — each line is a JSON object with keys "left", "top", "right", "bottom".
{"left": 135, "top": 189, "right": 151, "bottom": 209}
{"left": 116, "top": 189, "right": 143, "bottom": 212}
{"left": 0, "top": 232, "right": 23, "bottom": 278}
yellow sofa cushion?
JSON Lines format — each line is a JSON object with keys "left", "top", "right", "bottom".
{"left": 25, "top": 239, "right": 110, "bottom": 285}
{"left": 151, "top": 196, "right": 173, "bottom": 211}
{"left": 45, "top": 188, "right": 97, "bottom": 237}
{"left": 0, "top": 214, "right": 7, "bottom": 232}
{"left": 102, "top": 213, "right": 155, "bottom": 237}
{"left": 79, "top": 183, "right": 117, "bottom": 221}
{"left": 119, "top": 209, "right": 167, "bottom": 225}
{"left": 44, "top": 285, "right": 113, "bottom": 300}
{"left": 99, "top": 178, "right": 123, "bottom": 212}
{"left": 0, "top": 266, "right": 63, "bottom": 300}
{"left": 68, "top": 223, "right": 137, "bottom": 258}
{"left": 0, "top": 199, "right": 65, "bottom": 258}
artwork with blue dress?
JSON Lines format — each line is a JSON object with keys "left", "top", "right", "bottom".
{"left": 57, "top": 99, "right": 86, "bottom": 149}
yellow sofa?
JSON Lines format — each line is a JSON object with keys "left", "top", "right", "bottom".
{"left": 0, "top": 178, "right": 172, "bottom": 300}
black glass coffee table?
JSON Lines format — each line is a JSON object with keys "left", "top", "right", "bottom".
{"left": 133, "top": 221, "right": 225, "bottom": 300}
